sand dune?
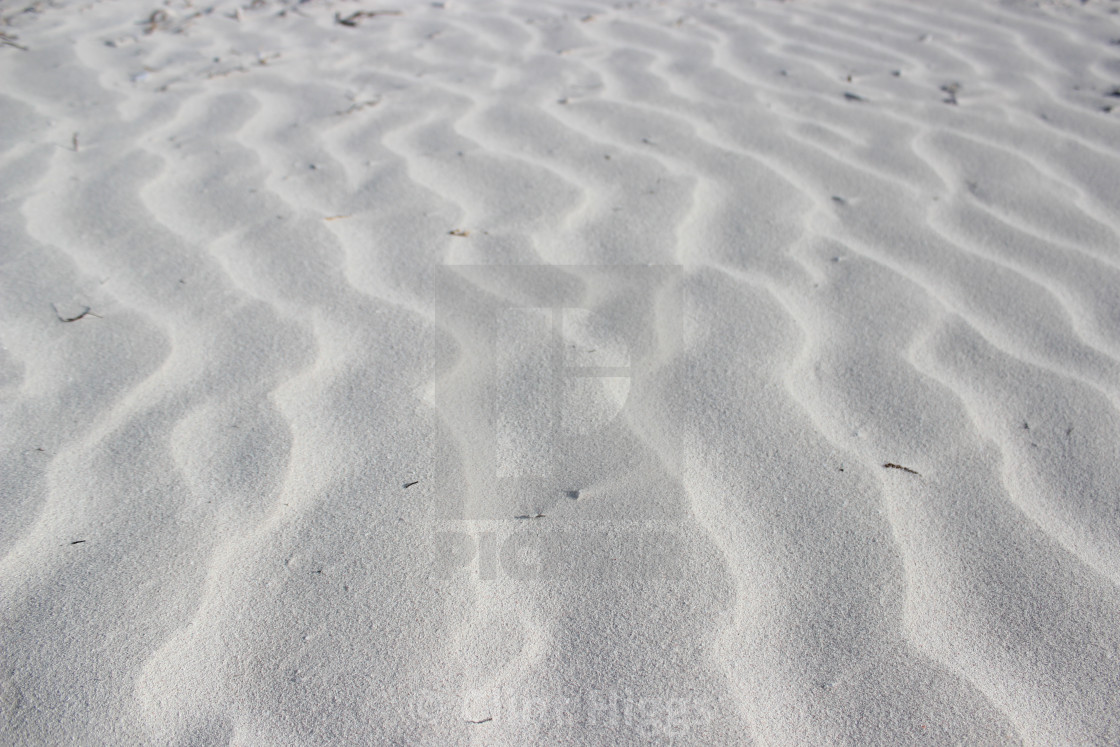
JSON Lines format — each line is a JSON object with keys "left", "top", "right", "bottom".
{"left": 2, "top": 0, "right": 1120, "bottom": 743}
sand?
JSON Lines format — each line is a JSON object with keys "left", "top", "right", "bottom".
{"left": 2, "top": 0, "right": 1120, "bottom": 743}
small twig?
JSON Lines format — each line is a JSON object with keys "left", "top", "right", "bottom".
{"left": 1, "top": 32, "right": 29, "bottom": 51}
{"left": 206, "top": 65, "right": 250, "bottom": 80}
{"left": 466, "top": 717, "right": 493, "bottom": 724}
{"left": 335, "top": 10, "right": 401, "bottom": 27}
{"left": 336, "top": 99, "right": 379, "bottom": 116}
{"left": 883, "top": 463, "right": 919, "bottom": 476}
{"left": 515, "top": 512, "right": 546, "bottom": 520}
{"left": 844, "top": 92, "right": 868, "bottom": 102}
{"left": 51, "top": 303, "right": 100, "bottom": 322}
{"left": 403, "top": 480, "right": 419, "bottom": 488}
{"left": 70, "top": 540, "right": 87, "bottom": 545}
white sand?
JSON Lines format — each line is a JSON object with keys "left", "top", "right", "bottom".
{"left": 2, "top": 0, "right": 1120, "bottom": 742}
